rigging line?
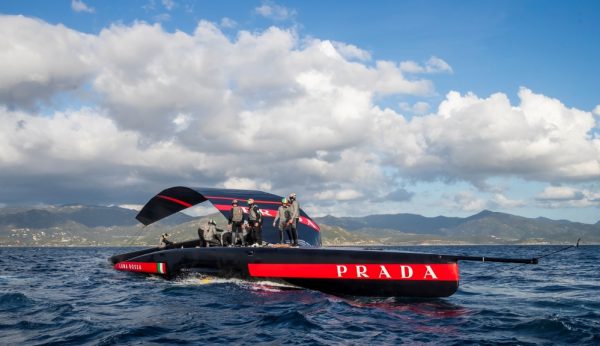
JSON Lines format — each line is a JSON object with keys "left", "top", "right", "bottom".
{"left": 460, "top": 238, "right": 581, "bottom": 286}
{"left": 534, "top": 238, "right": 581, "bottom": 261}
{"left": 127, "top": 225, "right": 147, "bottom": 246}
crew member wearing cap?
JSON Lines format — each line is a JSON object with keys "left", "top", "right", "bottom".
{"left": 198, "top": 219, "right": 219, "bottom": 247}
{"left": 158, "top": 233, "right": 173, "bottom": 249}
{"left": 247, "top": 198, "right": 263, "bottom": 246}
{"left": 287, "top": 193, "right": 300, "bottom": 246}
{"left": 273, "top": 198, "right": 292, "bottom": 244}
{"left": 228, "top": 199, "right": 245, "bottom": 246}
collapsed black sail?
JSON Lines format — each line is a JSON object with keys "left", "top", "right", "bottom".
{"left": 135, "top": 186, "right": 321, "bottom": 247}
{"left": 135, "top": 186, "right": 207, "bottom": 225}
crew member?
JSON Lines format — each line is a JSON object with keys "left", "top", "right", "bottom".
{"left": 273, "top": 198, "right": 292, "bottom": 244}
{"left": 247, "top": 198, "right": 263, "bottom": 246}
{"left": 287, "top": 193, "right": 300, "bottom": 246}
{"left": 197, "top": 226, "right": 206, "bottom": 247}
{"left": 198, "top": 219, "right": 219, "bottom": 247}
{"left": 158, "top": 233, "right": 173, "bottom": 249}
{"left": 228, "top": 199, "right": 245, "bottom": 246}
{"left": 242, "top": 220, "right": 250, "bottom": 244}
{"left": 220, "top": 224, "right": 232, "bottom": 246}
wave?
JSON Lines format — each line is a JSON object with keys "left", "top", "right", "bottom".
{"left": 1, "top": 246, "right": 599, "bottom": 345}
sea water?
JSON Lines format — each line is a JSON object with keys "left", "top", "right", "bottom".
{"left": 0, "top": 246, "right": 598, "bottom": 345}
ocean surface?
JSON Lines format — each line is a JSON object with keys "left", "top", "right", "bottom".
{"left": 0, "top": 245, "right": 598, "bottom": 345}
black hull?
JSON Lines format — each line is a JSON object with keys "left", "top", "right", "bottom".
{"left": 283, "top": 278, "right": 459, "bottom": 298}
{"left": 111, "top": 246, "right": 460, "bottom": 298}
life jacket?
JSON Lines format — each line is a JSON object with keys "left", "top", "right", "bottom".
{"left": 249, "top": 205, "right": 262, "bottom": 223}
{"left": 231, "top": 206, "right": 243, "bottom": 222}
{"left": 205, "top": 224, "right": 217, "bottom": 240}
{"left": 275, "top": 206, "right": 289, "bottom": 227}
{"left": 284, "top": 207, "right": 292, "bottom": 221}
{"left": 289, "top": 200, "right": 300, "bottom": 219}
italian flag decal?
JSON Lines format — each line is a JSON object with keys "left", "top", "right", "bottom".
{"left": 115, "top": 261, "right": 168, "bottom": 275}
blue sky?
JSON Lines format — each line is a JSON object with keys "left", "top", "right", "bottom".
{"left": 1, "top": 0, "right": 599, "bottom": 223}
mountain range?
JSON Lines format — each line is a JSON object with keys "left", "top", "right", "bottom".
{"left": 0, "top": 205, "right": 597, "bottom": 246}
{"left": 314, "top": 210, "right": 599, "bottom": 245}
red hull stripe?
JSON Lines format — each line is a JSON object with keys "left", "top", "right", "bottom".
{"left": 214, "top": 204, "right": 320, "bottom": 231}
{"left": 157, "top": 195, "right": 193, "bottom": 208}
{"left": 115, "top": 261, "right": 167, "bottom": 274}
{"left": 248, "top": 263, "right": 459, "bottom": 281}
{"left": 206, "top": 196, "right": 281, "bottom": 205}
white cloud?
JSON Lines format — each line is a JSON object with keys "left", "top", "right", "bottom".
{"left": 0, "top": 14, "right": 598, "bottom": 211}
{"left": 84, "top": 20, "right": 435, "bottom": 145}
{"left": 255, "top": 1, "right": 296, "bottom": 21}
{"left": 314, "top": 189, "right": 363, "bottom": 201}
{"left": 536, "top": 185, "right": 600, "bottom": 208}
{"left": 117, "top": 204, "right": 143, "bottom": 211}
{"left": 490, "top": 193, "right": 525, "bottom": 209}
{"left": 0, "top": 107, "right": 210, "bottom": 174}
{"left": 399, "top": 101, "right": 430, "bottom": 114}
{"left": 71, "top": 0, "right": 95, "bottom": 13}
{"left": 425, "top": 56, "right": 453, "bottom": 73}
{"left": 536, "top": 186, "right": 584, "bottom": 201}
{"left": 223, "top": 177, "right": 272, "bottom": 191}
{"left": 594, "top": 105, "right": 600, "bottom": 116}
{"left": 413, "top": 102, "right": 431, "bottom": 114}
{"left": 0, "top": 16, "right": 95, "bottom": 108}
{"left": 331, "top": 41, "right": 371, "bottom": 61}
{"left": 172, "top": 113, "right": 192, "bottom": 132}
{"left": 448, "top": 191, "right": 487, "bottom": 212}
{"left": 373, "top": 61, "right": 433, "bottom": 95}
{"left": 399, "top": 56, "right": 453, "bottom": 74}
{"left": 376, "top": 88, "right": 600, "bottom": 183}
{"left": 443, "top": 191, "right": 524, "bottom": 212}
{"left": 398, "top": 61, "right": 422, "bottom": 74}
{"left": 220, "top": 17, "right": 237, "bottom": 29}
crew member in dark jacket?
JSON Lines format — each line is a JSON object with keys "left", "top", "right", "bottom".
{"left": 247, "top": 198, "right": 263, "bottom": 246}
{"left": 273, "top": 198, "right": 292, "bottom": 244}
{"left": 228, "top": 199, "right": 245, "bottom": 246}
{"left": 287, "top": 193, "right": 300, "bottom": 246}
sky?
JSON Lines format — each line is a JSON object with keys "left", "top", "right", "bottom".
{"left": 0, "top": 0, "right": 599, "bottom": 223}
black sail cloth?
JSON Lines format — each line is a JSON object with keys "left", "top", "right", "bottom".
{"left": 135, "top": 186, "right": 321, "bottom": 247}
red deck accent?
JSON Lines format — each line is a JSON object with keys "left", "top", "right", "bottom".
{"left": 248, "top": 263, "right": 459, "bottom": 281}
